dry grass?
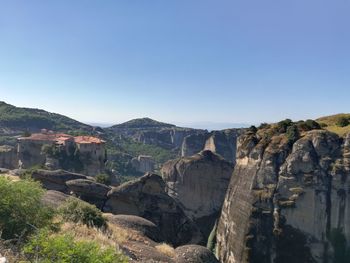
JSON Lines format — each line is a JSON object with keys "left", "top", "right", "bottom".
{"left": 155, "top": 243, "right": 175, "bottom": 258}
{"left": 0, "top": 173, "right": 20, "bottom": 181}
{"left": 59, "top": 222, "right": 117, "bottom": 249}
{"left": 317, "top": 113, "right": 350, "bottom": 137}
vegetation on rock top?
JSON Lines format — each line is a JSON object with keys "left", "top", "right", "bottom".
{"left": 317, "top": 114, "right": 350, "bottom": 137}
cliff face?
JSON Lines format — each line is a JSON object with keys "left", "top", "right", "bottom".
{"left": 181, "top": 129, "right": 244, "bottom": 163}
{"left": 217, "top": 129, "right": 350, "bottom": 263}
{"left": 161, "top": 150, "right": 234, "bottom": 239}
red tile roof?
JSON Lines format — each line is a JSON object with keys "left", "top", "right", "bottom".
{"left": 74, "top": 136, "right": 105, "bottom": 144}
{"left": 19, "top": 133, "right": 104, "bottom": 145}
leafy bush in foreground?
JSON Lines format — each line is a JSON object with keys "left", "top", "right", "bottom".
{"left": 0, "top": 177, "right": 53, "bottom": 240}
{"left": 23, "top": 229, "right": 128, "bottom": 263}
{"left": 59, "top": 197, "right": 106, "bottom": 229}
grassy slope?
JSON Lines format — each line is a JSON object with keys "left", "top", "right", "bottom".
{"left": 0, "top": 101, "right": 91, "bottom": 132}
{"left": 317, "top": 114, "right": 350, "bottom": 137}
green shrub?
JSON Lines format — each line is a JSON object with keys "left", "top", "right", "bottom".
{"left": 59, "top": 197, "right": 106, "bottom": 228}
{"left": 248, "top": 125, "right": 258, "bottom": 133}
{"left": 305, "top": 119, "right": 321, "bottom": 130}
{"left": 336, "top": 117, "right": 349, "bottom": 127}
{"left": 258, "top": 123, "right": 270, "bottom": 129}
{"left": 23, "top": 229, "right": 128, "bottom": 263}
{"left": 286, "top": 125, "right": 300, "bottom": 144}
{"left": 96, "top": 173, "right": 111, "bottom": 185}
{"left": 207, "top": 220, "right": 218, "bottom": 253}
{"left": 277, "top": 119, "right": 293, "bottom": 133}
{"left": 0, "top": 177, "right": 54, "bottom": 240}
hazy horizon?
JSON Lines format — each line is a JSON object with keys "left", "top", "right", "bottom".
{"left": 1, "top": 1, "right": 349, "bottom": 125}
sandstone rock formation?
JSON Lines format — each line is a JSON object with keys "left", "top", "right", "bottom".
{"left": 131, "top": 155, "right": 155, "bottom": 173}
{"left": 41, "top": 190, "right": 70, "bottom": 208}
{"left": 104, "top": 214, "right": 162, "bottom": 242}
{"left": 217, "top": 128, "right": 350, "bottom": 263}
{"left": 181, "top": 133, "right": 208, "bottom": 157}
{"left": 103, "top": 173, "right": 203, "bottom": 246}
{"left": 0, "top": 145, "right": 18, "bottom": 169}
{"left": 161, "top": 150, "right": 234, "bottom": 238}
{"left": 204, "top": 129, "right": 242, "bottom": 163}
{"left": 181, "top": 129, "right": 244, "bottom": 163}
{"left": 174, "top": 245, "right": 220, "bottom": 263}
{"left": 66, "top": 179, "right": 111, "bottom": 209}
{"left": 31, "top": 169, "right": 88, "bottom": 193}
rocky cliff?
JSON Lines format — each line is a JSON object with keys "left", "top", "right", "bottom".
{"left": 161, "top": 150, "right": 234, "bottom": 239}
{"left": 103, "top": 173, "right": 203, "bottom": 246}
{"left": 181, "top": 129, "right": 244, "bottom": 163}
{"left": 217, "top": 125, "right": 350, "bottom": 263}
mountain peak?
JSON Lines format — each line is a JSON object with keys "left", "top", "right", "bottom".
{"left": 112, "top": 118, "right": 176, "bottom": 129}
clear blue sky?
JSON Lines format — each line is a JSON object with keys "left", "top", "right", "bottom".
{"left": 0, "top": 0, "right": 349, "bottom": 128}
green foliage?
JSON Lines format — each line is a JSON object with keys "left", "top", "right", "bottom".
{"left": 304, "top": 119, "right": 321, "bottom": 130}
{"left": 277, "top": 119, "right": 293, "bottom": 133}
{"left": 0, "top": 135, "right": 17, "bottom": 146}
{"left": 95, "top": 173, "right": 111, "bottom": 185}
{"left": 0, "top": 177, "right": 54, "bottom": 240}
{"left": 286, "top": 125, "right": 300, "bottom": 144}
{"left": 248, "top": 125, "right": 258, "bottom": 133}
{"left": 120, "top": 139, "right": 177, "bottom": 164}
{"left": 42, "top": 144, "right": 84, "bottom": 172}
{"left": 207, "top": 220, "right": 218, "bottom": 253}
{"left": 113, "top": 117, "right": 174, "bottom": 129}
{"left": 0, "top": 101, "right": 89, "bottom": 131}
{"left": 23, "top": 229, "right": 128, "bottom": 263}
{"left": 258, "top": 123, "right": 270, "bottom": 129}
{"left": 59, "top": 197, "right": 106, "bottom": 229}
{"left": 336, "top": 117, "right": 349, "bottom": 127}
{"left": 328, "top": 228, "right": 350, "bottom": 263}
{"left": 22, "top": 130, "right": 31, "bottom": 137}
{"left": 296, "top": 119, "right": 321, "bottom": 131}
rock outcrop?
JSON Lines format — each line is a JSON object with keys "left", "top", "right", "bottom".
{"left": 31, "top": 169, "right": 89, "bottom": 193}
{"left": 181, "top": 129, "right": 244, "bottom": 163}
{"left": 131, "top": 155, "right": 155, "bottom": 173}
{"left": 217, "top": 128, "right": 350, "bottom": 263}
{"left": 66, "top": 179, "right": 111, "bottom": 209}
{"left": 174, "top": 245, "right": 220, "bottom": 263}
{"left": 0, "top": 145, "right": 18, "bottom": 169}
{"left": 181, "top": 133, "right": 208, "bottom": 157}
{"left": 104, "top": 214, "right": 162, "bottom": 242}
{"left": 204, "top": 129, "right": 242, "bottom": 164}
{"left": 103, "top": 173, "right": 203, "bottom": 246}
{"left": 161, "top": 150, "right": 234, "bottom": 238}
{"left": 41, "top": 190, "right": 70, "bottom": 208}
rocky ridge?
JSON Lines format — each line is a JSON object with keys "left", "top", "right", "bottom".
{"left": 217, "top": 125, "right": 350, "bottom": 263}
